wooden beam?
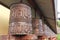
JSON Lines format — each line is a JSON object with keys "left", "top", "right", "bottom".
{"left": 0, "top": 1, "right": 9, "bottom": 9}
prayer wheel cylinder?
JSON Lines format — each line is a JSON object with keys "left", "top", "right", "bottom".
{"left": 9, "top": 3, "right": 32, "bottom": 35}
{"left": 32, "top": 18, "right": 44, "bottom": 36}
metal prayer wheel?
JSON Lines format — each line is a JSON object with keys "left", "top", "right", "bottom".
{"left": 9, "top": 3, "right": 32, "bottom": 35}
{"left": 32, "top": 18, "right": 44, "bottom": 36}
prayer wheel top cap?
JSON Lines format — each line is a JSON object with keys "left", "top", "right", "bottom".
{"left": 10, "top": 3, "right": 31, "bottom": 10}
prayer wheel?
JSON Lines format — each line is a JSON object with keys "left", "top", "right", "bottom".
{"left": 9, "top": 3, "right": 32, "bottom": 35}
{"left": 32, "top": 18, "right": 44, "bottom": 36}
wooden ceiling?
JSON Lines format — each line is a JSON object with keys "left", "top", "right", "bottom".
{"left": 0, "top": 0, "right": 57, "bottom": 33}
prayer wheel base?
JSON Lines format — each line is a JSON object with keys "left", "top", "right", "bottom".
{"left": 0, "top": 34, "right": 37, "bottom": 40}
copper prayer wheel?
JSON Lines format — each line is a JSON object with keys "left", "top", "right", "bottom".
{"left": 32, "top": 18, "right": 44, "bottom": 36}
{"left": 9, "top": 3, "right": 32, "bottom": 35}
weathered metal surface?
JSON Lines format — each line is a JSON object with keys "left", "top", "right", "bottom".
{"left": 32, "top": 18, "right": 44, "bottom": 36}
{"left": 9, "top": 3, "right": 32, "bottom": 35}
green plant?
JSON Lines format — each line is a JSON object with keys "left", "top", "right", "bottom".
{"left": 57, "top": 20, "right": 60, "bottom": 27}
{"left": 57, "top": 34, "right": 60, "bottom": 40}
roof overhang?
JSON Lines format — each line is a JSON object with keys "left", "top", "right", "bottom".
{"left": 0, "top": 0, "right": 57, "bottom": 34}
